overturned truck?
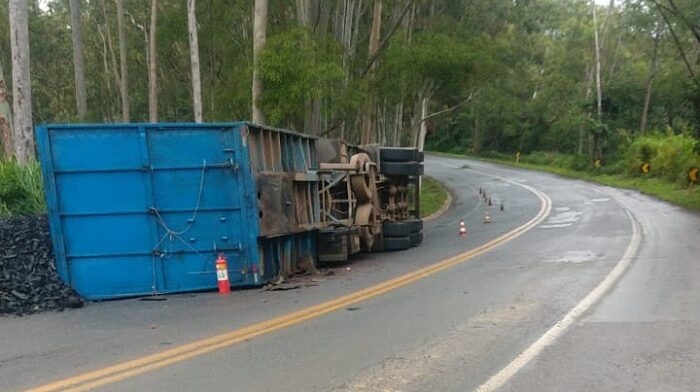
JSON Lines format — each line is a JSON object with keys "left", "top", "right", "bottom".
{"left": 36, "top": 122, "right": 424, "bottom": 300}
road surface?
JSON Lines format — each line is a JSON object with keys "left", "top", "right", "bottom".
{"left": 2, "top": 155, "right": 699, "bottom": 391}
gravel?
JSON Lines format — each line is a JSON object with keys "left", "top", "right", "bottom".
{"left": 1, "top": 215, "right": 83, "bottom": 316}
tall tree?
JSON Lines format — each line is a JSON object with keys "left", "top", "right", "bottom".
{"left": 9, "top": 0, "right": 33, "bottom": 164}
{"left": 252, "top": 0, "right": 267, "bottom": 124}
{"left": 116, "top": 0, "right": 130, "bottom": 122}
{"left": 640, "top": 22, "right": 661, "bottom": 134}
{"left": 360, "top": 0, "right": 382, "bottom": 145}
{"left": 69, "top": 0, "right": 88, "bottom": 120}
{"left": 149, "top": 0, "right": 158, "bottom": 122}
{"left": 0, "top": 58, "right": 12, "bottom": 159}
{"left": 187, "top": 0, "right": 202, "bottom": 122}
{"left": 592, "top": 0, "right": 603, "bottom": 158}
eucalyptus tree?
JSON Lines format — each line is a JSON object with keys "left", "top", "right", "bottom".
{"left": 9, "top": 0, "right": 33, "bottom": 163}
{"left": 69, "top": 0, "right": 87, "bottom": 119}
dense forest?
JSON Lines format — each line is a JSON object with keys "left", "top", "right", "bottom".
{"left": 0, "top": 0, "right": 699, "bottom": 169}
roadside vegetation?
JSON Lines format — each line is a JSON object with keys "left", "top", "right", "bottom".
{"left": 432, "top": 132, "right": 700, "bottom": 211}
{"left": 1, "top": 1, "right": 700, "bottom": 216}
{"left": 420, "top": 177, "right": 449, "bottom": 218}
{"left": 0, "top": 161, "right": 45, "bottom": 217}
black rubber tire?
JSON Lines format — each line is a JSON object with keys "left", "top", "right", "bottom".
{"left": 409, "top": 232, "right": 423, "bottom": 247}
{"left": 383, "top": 236, "right": 411, "bottom": 251}
{"left": 380, "top": 147, "right": 419, "bottom": 163}
{"left": 380, "top": 161, "right": 424, "bottom": 176}
{"left": 382, "top": 219, "right": 422, "bottom": 237}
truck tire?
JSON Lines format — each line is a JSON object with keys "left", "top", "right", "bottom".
{"left": 409, "top": 232, "right": 423, "bottom": 247}
{"left": 380, "top": 161, "right": 424, "bottom": 176}
{"left": 383, "top": 236, "right": 411, "bottom": 251}
{"left": 380, "top": 147, "right": 420, "bottom": 163}
{"left": 382, "top": 219, "right": 422, "bottom": 237}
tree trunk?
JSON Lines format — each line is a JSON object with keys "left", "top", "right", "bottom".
{"left": 640, "top": 25, "right": 661, "bottom": 135}
{"left": 69, "top": 0, "right": 88, "bottom": 120}
{"left": 9, "top": 0, "right": 33, "bottom": 164}
{"left": 592, "top": 0, "right": 603, "bottom": 159}
{"left": 473, "top": 112, "right": 480, "bottom": 154}
{"left": 417, "top": 96, "right": 428, "bottom": 152}
{"left": 187, "top": 0, "right": 202, "bottom": 122}
{"left": 296, "top": 0, "right": 310, "bottom": 26}
{"left": 100, "top": 0, "right": 121, "bottom": 121}
{"left": 333, "top": 0, "right": 363, "bottom": 137}
{"left": 252, "top": 0, "right": 268, "bottom": 124}
{"left": 148, "top": 0, "right": 158, "bottom": 122}
{"left": 116, "top": 0, "right": 130, "bottom": 122}
{"left": 207, "top": 0, "right": 215, "bottom": 117}
{"left": 0, "top": 58, "right": 13, "bottom": 160}
{"left": 360, "top": 0, "right": 382, "bottom": 145}
{"left": 297, "top": 0, "right": 321, "bottom": 134}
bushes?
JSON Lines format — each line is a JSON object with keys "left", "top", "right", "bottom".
{"left": 0, "top": 161, "right": 45, "bottom": 217}
{"left": 625, "top": 133, "right": 700, "bottom": 184}
{"left": 482, "top": 131, "right": 699, "bottom": 186}
{"left": 521, "top": 152, "right": 589, "bottom": 171}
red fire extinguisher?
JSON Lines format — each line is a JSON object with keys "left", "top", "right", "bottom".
{"left": 215, "top": 253, "right": 230, "bottom": 295}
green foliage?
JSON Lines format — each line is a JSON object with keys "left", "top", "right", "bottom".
{"left": 0, "top": 160, "right": 45, "bottom": 217}
{"left": 459, "top": 144, "right": 700, "bottom": 211}
{"left": 624, "top": 133, "right": 700, "bottom": 183}
{"left": 258, "top": 27, "right": 345, "bottom": 131}
{"left": 420, "top": 177, "right": 449, "bottom": 218}
{"left": 0, "top": 0, "right": 696, "bottom": 161}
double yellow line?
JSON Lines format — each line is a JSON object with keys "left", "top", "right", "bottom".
{"left": 29, "top": 179, "right": 551, "bottom": 392}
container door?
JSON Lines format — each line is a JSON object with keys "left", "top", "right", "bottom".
{"left": 37, "top": 123, "right": 260, "bottom": 300}
{"left": 146, "top": 124, "right": 255, "bottom": 292}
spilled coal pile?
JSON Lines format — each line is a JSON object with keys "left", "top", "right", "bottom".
{"left": 1, "top": 215, "right": 83, "bottom": 316}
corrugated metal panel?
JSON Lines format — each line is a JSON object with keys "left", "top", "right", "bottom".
{"left": 241, "top": 124, "right": 323, "bottom": 282}
{"left": 36, "top": 123, "right": 261, "bottom": 299}
{"left": 245, "top": 124, "right": 322, "bottom": 238}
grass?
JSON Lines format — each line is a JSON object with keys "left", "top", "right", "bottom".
{"left": 420, "top": 176, "right": 450, "bottom": 217}
{"left": 429, "top": 151, "right": 700, "bottom": 212}
{"left": 0, "top": 160, "right": 46, "bottom": 217}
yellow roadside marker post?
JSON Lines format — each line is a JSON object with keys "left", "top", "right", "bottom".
{"left": 640, "top": 162, "right": 651, "bottom": 174}
{"left": 688, "top": 167, "right": 698, "bottom": 193}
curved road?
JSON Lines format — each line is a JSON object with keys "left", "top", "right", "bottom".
{"left": 2, "top": 155, "right": 699, "bottom": 391}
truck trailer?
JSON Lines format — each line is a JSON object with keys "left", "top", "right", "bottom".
{"left": 36, "top": 122, "right": 424, "bottom": 300}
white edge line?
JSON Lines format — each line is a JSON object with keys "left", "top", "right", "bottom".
{"left": 473, "top": 209, "right": 642, "bottom": 392}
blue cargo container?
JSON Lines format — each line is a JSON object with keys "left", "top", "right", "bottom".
{"left": 36, "top": 122, "right": 318, "bottom": 299}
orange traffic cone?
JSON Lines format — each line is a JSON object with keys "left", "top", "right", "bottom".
{"left": 459, "top": 220, "right": 467, "bottom": 237}
{"left": 484, "top": 211, "right": 492, "bottom": 224}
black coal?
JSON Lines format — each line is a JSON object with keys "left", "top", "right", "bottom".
{"left": 1, "top": 215, "right": 83, "bottom": 316}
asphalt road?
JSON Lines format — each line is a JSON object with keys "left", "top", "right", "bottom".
{"left": 2, "top": 155, "right": 699, "bottom": 391}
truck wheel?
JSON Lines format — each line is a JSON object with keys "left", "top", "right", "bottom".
{"left": 383, "top": 236, "right": 411, "bottom": 251}
{"left": 380, "top": 147, "right": 420, "bottom": 163}
{"left": 409, "top": 232, "right": 423, "bottom": 247}
{"left": 382, "top": 219, "right": 422, "bottom": 237}
{"left": 380, "top": 161, "right": 424, "bottom": 176}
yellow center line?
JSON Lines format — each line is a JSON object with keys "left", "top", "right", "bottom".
{"left": 28, "top": 179, "right": 551, "bottom": 392}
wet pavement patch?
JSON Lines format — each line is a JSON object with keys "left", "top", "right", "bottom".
{"left": 544, "top": 250, "right": 600, "bottom": 264}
